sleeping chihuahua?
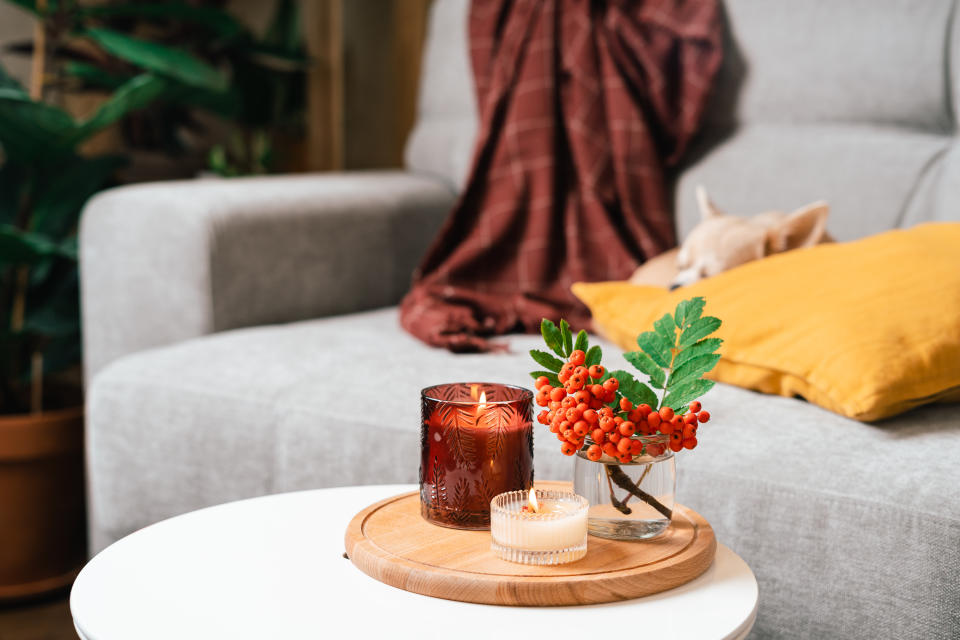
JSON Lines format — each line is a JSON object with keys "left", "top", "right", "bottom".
{"left": 630, "top": 187, "right": 831, "bottom": 289}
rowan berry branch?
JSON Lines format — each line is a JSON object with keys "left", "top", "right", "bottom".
{"left": 604, "top": 466, "right": 631, "bottom": 515}
{"left": 618, "top": 461, "right": 654, "bottom": 510}
{"left": 606, "top": 464, "right": 673, "bottom": 520}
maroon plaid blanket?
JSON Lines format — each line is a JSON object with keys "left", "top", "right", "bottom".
{"left": 401, "top": 0, "right": 722, "bottom": 351}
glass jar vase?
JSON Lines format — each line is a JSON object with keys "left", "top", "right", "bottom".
{"left": 572, "top": 434, "right": 675, "bottom": 540}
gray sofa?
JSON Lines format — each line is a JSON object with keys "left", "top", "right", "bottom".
{"left": 81, "top": 1, "right": 960, "bottom": 638}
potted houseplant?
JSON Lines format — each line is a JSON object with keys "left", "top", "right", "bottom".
{"left": 0, "top": 0, "right": 307, "bottom": 598}
{"left": 0, "top": 0, "right": 202, "bottom": 598}
{"left": 529, "top": 297, "right": 722, "bottom": 540}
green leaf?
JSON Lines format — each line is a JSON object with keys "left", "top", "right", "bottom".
{"left": 663, "top": 379, "right": 715, "bottom": 410}
{"left": 79, "top": 3, "right": 248, "bottom": 39}
{"left": 83, "top": 28, "right": 229, "bottom": 91}
{"left": 529, "top": 370, "right": 560, "bottom": 387}
{"left": 0, "top": 225, "right": 76, "bottom": 266}
{"left": 41, "top": 332, "right": 82, "bottom": 376}
{"left": 0, "top": 90, "right": 77, "bottom": 161}
{"left": 679, "top": 316, "right": 722, "bottom": 348}
{"left": 32, "top": 155, "right": 126, "bottom": 238}
{"left": 263, "top": 0, "right": 302, "bottom": 53}
{"left": 673, "top": 337, "right": 723, "bottom": 370}
{"left": 170, "top": 82, "right": 240, "bottom": 118}
{"left": 24, "top": 297, "right": 80, "bottom": 335}
{"left": 636, "top": 331, "right": 672, "bottom": 368}
{"left": 667, "top": 353, "right": 721, "bottom": 391}
{"left": 654, "top": 313, "right": 676, "bottom": 346}
{"left": 0, "top": 61, "right": 26, "bottom": 94}
{"left": 624, "top": 350, "right": 666, "bottom": 388}
{"left": 63, "top": 61, "right": 129, "bottom": 90}
{"left": 675, "top": 297, "right": 706, "bottom": 328}
{"left": 73, "top": 74, "right": 170, "bottom": 142}
{"left": 585, "top": 345, "right": 602, "bottom": 368}
{"left": 573, "top": 330, "right": 588, "bottom": 353}
{"left": 559, "top": 319, "right": 572, "bottom": 356}
{"left": 610, "top": 370, "right": 658, "bottom": 408}
{"left": 540, "top": 319, "right": 564, "bottom": 358}
{"left": 4, "top": 0, "right": 46, "bottom": 16}
{"left": 0, "top": 162, "right": 26, "bottom": 225}
{"left": 529, "top": 349, "right": 565, "bottom": 373}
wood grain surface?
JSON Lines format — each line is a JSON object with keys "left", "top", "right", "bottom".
{"left": 344, "top": 481, "right": 717, "bottom": 606}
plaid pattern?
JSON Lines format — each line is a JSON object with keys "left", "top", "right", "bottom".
{"left": 401, "top": 0, "right": 722, "bottom": 351}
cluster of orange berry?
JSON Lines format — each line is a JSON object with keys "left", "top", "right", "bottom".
{"left": 534, "top": 350, "right": 710, "bottom": 463}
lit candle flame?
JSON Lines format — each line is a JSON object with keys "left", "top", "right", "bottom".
{"left": 528, "top": 488, "right": 539, "bottom": 513}
{"left": 479, "top": 391, "right": 487, "bottom": 411}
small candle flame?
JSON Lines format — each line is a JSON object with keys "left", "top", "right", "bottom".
{"left": 528, "top": 489, "right": 539, "bottom": 513}
{"left": 478, "top": 391, "right": 487, "bottom": 411}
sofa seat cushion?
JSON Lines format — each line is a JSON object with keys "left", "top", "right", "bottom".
{"left": 87, "top": 307, "right": 960, "bottom": 638}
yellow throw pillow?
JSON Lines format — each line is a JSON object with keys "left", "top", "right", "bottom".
{"left": 572, "top": 223, "right": 960, "bottom": 421}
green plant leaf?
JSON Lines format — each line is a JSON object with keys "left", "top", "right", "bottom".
{"left": 540, "top": 319, "right": 564, "bottom": 358}
{"left": 83, "top": 28, "right": 229, "bottom": 91}
{"left": 673, "top": 337, "right": 723, "bottom": 369}
{"left": 654, "top": 313, "right": 676, "bottom": 346}
{"left": 32, "top": 155, "right": 127, "bottom": 238}
{"left": 4, "top": 0, "right": 47, "bottom": 16}
{"left": 0, "top": 90, "right": 77, "bottom": 161}
{"left": 529, "top": 370, "right": 560, "bottom": 387}
{"left": 624, "top": 350, "right": 666, "bottom": 388}
{"left": 573, "top": 330, "right": 588, "bottom": 353}
{"left": 263, "top": 0, "right": 301, "bottom": 53}
{"left": 63, "top": 61, "right": 129, "bottom": 90}
{"left": 0, "top": 162, "right": 26, "bottom": 225}
{"left": 667, "top": 353, "right": 721, "bottom": 391}
{"left": 610, "top": 370, "right": 658, "bottom": 408}
{"left": 0, "top": 60, "right": 26, "bottom": 94}
{"left": 663, "top": 378, "right": 715, "bottom": 410}
{"left": 73, "top": 74, "right": 169, "bottom": 142}
{"left": 79, "top": 3, "right": 248, "bottom": 39}
{"left": 636, "top": 331, "right": 672, "bottom": 368}
{"left": 559, "top": 319, "right": 572, "bottom": 356}
{"left": 40, "top": 332, "right": 82, "bottom": 377}
{"left": 24, "top": 295, "right": 80, "bottom": 335}
{"left": 0, "top": 225, "right": 75, "bottom": 266}
{"left": 530, "top": 349, "right": 565, "bottom": 373}
{"left": 585, "top": 345, "right": 602, "bottom": 368}
{"left": 675, "top": 297, "right": 706, "bottom": 329}
{"left": 679, "top": 316, "right": 722, "bottom": 348}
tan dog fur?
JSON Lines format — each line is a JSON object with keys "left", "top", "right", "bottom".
{"left": 630, "top": 187, "right": 831, "bottom": 289}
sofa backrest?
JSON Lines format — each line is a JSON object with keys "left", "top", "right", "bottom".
{"left": 404, "top": 0, "right": 477, "bottom": 191}
{"left": 675, "top": 0, "right": 960, "bottom": 241}
{"left": 406, "top": 0, "right": 960, "bottom": 242}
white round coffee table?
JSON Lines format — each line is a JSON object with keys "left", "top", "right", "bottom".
{"left": 71, "top": 485, "right": 757, "bottom": 639}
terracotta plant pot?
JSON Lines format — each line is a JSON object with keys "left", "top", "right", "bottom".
{"left": 0, "top": 406, "right": 86, "bottom": 600}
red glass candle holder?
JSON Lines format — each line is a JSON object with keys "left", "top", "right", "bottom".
{"left": 420, "top": 382, "right": 534, "bottom": 530}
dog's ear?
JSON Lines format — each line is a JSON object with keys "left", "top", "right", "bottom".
{"left": 767, "top": 202, "right": 830, "bottom": 253}
{"left": 696, "top": 185, "right": 723, "bottom": 220}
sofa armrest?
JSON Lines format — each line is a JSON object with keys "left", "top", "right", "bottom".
{"left": 80, "top": 170, "right": 455, "bottom": 381}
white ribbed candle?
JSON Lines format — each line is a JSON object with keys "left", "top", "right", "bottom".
{"left": 490, "top": 489, "right": 588, "bottom": 565}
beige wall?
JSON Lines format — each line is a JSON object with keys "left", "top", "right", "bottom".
{"left": 0, "top": 3, "right": 36, "bottom": 87}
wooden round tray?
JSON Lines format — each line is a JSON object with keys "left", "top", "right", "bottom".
{"left": 344, "top": 482, "right": 716, "bottom": 606}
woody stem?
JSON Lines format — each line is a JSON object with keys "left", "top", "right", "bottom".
{"left": 606, "top": 464, "right": 673, "bottom": 520}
